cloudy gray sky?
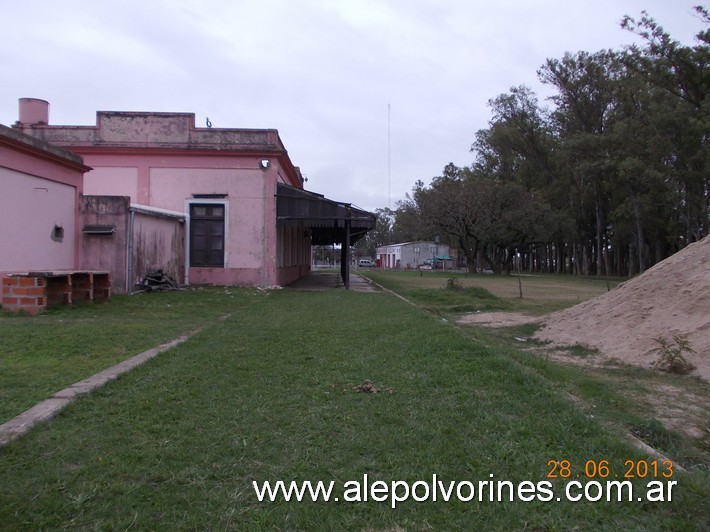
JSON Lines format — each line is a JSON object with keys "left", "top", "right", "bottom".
{"left": 0, "top": 1, "right": 703, "bottom": 211}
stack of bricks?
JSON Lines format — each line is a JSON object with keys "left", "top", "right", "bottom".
{"left": 92, "top": 273, "right": 111, "bottom": 300}
{"left": 1, "top": 276, "right": 47, "bottom": 314}
{"left": 70, "top": 273, "right": 93, "bottom": 303}
{"left": 1, "top": 272, "right": 111, "bottom": 314}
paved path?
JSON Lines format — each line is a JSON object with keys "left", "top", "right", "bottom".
{"left": 287, "top": 271, "right": 380, "bottom": 292}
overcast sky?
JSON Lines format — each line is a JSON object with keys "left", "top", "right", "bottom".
{"left": 0, "top": 1, "right": 703, "bottom": 211}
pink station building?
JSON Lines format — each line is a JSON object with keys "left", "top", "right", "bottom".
{"left": 2, "top": 98, "right": 375, "bottom": 307}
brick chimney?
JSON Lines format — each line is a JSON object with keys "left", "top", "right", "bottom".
{"left": 17, "top": 98, "right": 49, "bottom": 126}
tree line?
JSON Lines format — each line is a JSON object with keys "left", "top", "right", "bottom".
{"left": 358, "top": 7, "right": 709, "bottom": 276}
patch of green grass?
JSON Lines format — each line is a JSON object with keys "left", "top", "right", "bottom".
{"left": 1, "top": 288, "right": 708, "bottom": 529}
{"left": 0, "top": 287, "right": 254, "bottom": 423}
{"left": 406, "top": 285, "right": 510, "bottom": 314}
{"left": 555, "top": 343, "right": 600, "bottom": 358}
{"left": 366, "top": 270, "right": 621, "bottom": 317}
{"left": 373, "top": 272, "right": 710, "bottom": 490}
{"left": 630, "top": 420, "right": 690, "bottom": 461}
{"left": 484, "top": 333, "right": 709, "bottom": 472}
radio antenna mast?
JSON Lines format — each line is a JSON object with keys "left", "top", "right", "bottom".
{"left": 388, "top": 102, "right": 391, "bottom": 210}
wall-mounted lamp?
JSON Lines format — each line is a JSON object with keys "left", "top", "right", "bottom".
{"left": 259, "top": 159, "right": 270, "bottom": 170}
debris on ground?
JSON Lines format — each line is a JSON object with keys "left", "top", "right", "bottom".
{"left": 257, "top": 285, "right": 283, "bottom": 291}
{"left": 136, "top": 270, "right": 180, "bottom": 292}
{"left": 352, "top": 380, "right": 395, "bottom": 394}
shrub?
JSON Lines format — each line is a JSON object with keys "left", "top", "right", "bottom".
{"left": 446, "top": 277, "right": 460, "bottom": 290}
{"left": 652, "top": 334, "right": 696, "bottom": 375}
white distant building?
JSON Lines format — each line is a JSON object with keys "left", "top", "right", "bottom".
{"left": 376, "top": 241, "right": 452, "bottom": 269}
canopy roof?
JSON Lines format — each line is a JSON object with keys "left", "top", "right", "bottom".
{"left": 276, "top": 183, "right": 377, "bottom": 289}
{"left": 276, "top": 183, "right": 376, "bottom": 245}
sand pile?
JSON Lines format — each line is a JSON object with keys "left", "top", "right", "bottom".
{"left": 536, "top": 235, "right": 710, "bottom": 380}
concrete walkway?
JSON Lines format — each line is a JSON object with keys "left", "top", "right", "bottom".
{"left": 0, "top": 333, "right": 196, "bottom": 446}
{"left": 287, "top": 271, "right": 380, "bottom": 292}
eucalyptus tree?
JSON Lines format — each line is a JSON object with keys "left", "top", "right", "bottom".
{"left": 471, "top": 86, "right": 576, "bottom": 272}
{"left": 472, "top": 86, "right": 558, "bottom": 190}
{"left": 621, "top": 6, "right": 709, "bottom": 244}
{"left": 606, "top": 62, "right": 680, "bottom": 274}
{"left": 538, "top": 49, "right": 623, "bottom": 275}
{"left": 387, "top": 8, "right": 707, "bottom": 277}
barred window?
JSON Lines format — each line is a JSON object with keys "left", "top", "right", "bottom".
{"left": 190, "top": 204, "right": 225, "bottom": 267}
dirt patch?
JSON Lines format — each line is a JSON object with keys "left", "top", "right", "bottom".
{"left": 457, "top": 312, "right": 541, "bottom": 328}
{"left": 536, "top": 236, "right": 710, "bottom": 381}
{"left": 644, "top": 384, "right": 708, "bottom": 440}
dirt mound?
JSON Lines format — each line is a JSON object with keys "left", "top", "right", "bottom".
{"left": 536, "top": 236, "right": 710, "bottom": 380}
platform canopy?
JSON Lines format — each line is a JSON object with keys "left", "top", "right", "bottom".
{"left": 276, "top": 183, "right": 377, "bottom": 288}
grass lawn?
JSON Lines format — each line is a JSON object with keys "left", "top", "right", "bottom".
{"left": 0, "top": 288, "right": 246, "bottom": 424}
{"left": 1, "top": 282, "right": 708, "bottom": 529}
{"left": 365, "top": 270, "right": 710, "bottom": 471}
{"left": 364, "top": 269, "right": 623, "bottom": 314}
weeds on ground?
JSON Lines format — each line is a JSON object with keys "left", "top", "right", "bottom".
{"left": 446, "top": 277, "right": 460, "bottom": 290}
{"left": 652, "top": 334, "right": 697, "bottom": 375}
{"left": 482, "top": 327, "right": 709, "bottom": 470}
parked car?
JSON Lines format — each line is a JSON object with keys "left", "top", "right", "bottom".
{"left": 358, "top": 259, "right": 375, "bottom": 268}
{"left": 420, "top": 259, "right": 441, "bottom": 270}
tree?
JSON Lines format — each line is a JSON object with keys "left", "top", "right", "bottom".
{"left": 407, "top": 164, "right": 553, "bottom": 273}
{"left": 392, "top": 183, "right": 430, "bottom": 243}
{"left": 607, "top": 63, "right": 677, "bottom": 274}
{"left": 539, "top": 49, "right": 622, "bottom": 275}
{"left": 354, "top": 207, "right": 394, "bottom": 256}
{"left": 471, "top": 86, "right": 577, "bottom": 273}
{"left": 415, "top": 167, "right": 487, "bottom": 272}
{"left": 621, "top": 6, "right": 709, "bottom": 243}
{"left": 473, "top": 86, "right": 558, "bottom": 190}
{"left": 621, "top": 6, "right": 709, "bottom": 110}
{"left": 385, "top": 7, "right": 708, "bottom": 277}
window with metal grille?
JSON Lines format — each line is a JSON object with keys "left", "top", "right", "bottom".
{"left": 189, "top": 204, "right": 225, "bottom": 267}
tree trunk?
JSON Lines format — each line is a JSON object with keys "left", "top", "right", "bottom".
{"left": 633, "top": 201, "right": 646, "bottom": 273}
{"left": 595, "top": 194, "right": 604, "bottom": 276}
